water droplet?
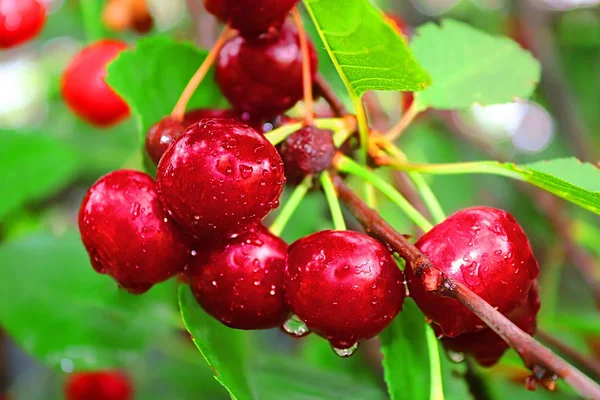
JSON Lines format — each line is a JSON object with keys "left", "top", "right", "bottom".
{"left": 282, "top": 314, "right": 310, "bottom": 337}
{"left": 212, "top": 280, "right": 217, "bottom": 287}
{"left": 448, "top": 350, "right": 465, "bottom": 363}
{"left": 130, "top": 202, "right": 141, "bottom": 217}
{"left": 239, "top": 164, "right": 253, "bottom": 179}
{"left": 331, "top": 342, "right": 359, "bottom": 358}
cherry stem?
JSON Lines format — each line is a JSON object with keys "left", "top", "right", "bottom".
{"left": 320, "top": 172, "right": 346, "bottom": 231}
{"left": 331, "top": 175, "right": 600, "bottom": 400}
{"left": 81, "top": 0, "right": 105, "bottom": 42}
{"left": 334, "top": 154, "right": 433, "bottom": 232}
{"left": 314, "top": 74, "right": 348, "bottom": 117}
{"left": 292, "top": 8, "right": 314, "bottom": 125}
{"left": 384, "top": 100, "right": 425, "bottom": 142}
{"left": 377, "top": 158, "right": 524, "bottom": 180}
{"left": 269, "top": 175, "right": 313, "bottom": 237}
{"left": 171, "top": 25, "right": 234, "bottom": 121}
{"left": 265, "top": 117, "right": 351, "bottom": 146}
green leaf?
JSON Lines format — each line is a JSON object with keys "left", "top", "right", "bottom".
{"left": 0, "top": 131, "right": 80, "bottom": 220}
{"left": 0, "top": 231, "right": 178, "bottom": 371}
{"left": 105, "top": 36, "right": 226, "bottom": 146}
{"left": 178, "top": 285, "right": 253, "bottom": 400}
{"left": 380, "top": 299, "right": 431, "bottom": 400}
{"left": 303, "top": 0, "right": 431, "bottom": 96}
{"left": 411, "top": 19, "right": 541, "bottom": 110}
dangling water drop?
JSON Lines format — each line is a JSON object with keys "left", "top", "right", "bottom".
{"left": 331, "top": 342, "right": 359, "bottom": 358}
{"left": 448, "top": 350, "right": 465, "bottom": 363}
{"left": 282, "top": 314, "right": 310, "bottom": 337}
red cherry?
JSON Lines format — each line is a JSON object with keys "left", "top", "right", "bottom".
{"left": 278, "top": 126, "right": 336, "bottom": 183}
{"left": 78, "top": 170, "right": 193, "bottom": 294}
{"left": 187, "top": 224, "right": 290, "bottom": 329}
{"left": 215, "top": 23, "right": 318, "bottom": 119}
{"left": 61, "top": 40, "right": 130, "bottom": 127}
{"left": 406, "top": 206, "right": 539, "bottom": 337}
{"left": 441, "top": 282, "right": 540, "bottom": 367}
{"left": 285, "top": 230, "right": 405, "bottom": 350}
{"left": 0, "top": 0, "right": 45, "bottom": 49}
{"left": 65, "top": 371, "right": 132, "bottom": 400}
{"left": 156, "top": 118, "right": 285, "bottom": 238}
{"left": 204, "top": 0, "right": 299, "bottom": 37}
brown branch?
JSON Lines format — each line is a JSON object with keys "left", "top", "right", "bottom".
{"left": 537, "top": 330, "right": 600, "bottom": 380}
{"left": 332, "top": 175, "right": 600, "bottom": 399}
{"left": 313, "top": 74, "right": 348, "bottom": 117}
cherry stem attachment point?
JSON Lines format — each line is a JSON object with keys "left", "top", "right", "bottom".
{"left": 292, "top": 7, "right": 314, "bottom": 125}
{"left": 331, "top": 175, "right": 600, "bottom": 400}
{"left": 269, "top": 175, "right": 313, "bottom": 237}
{"left": 320, "top": 172, "right": 346, "bottom": 231}
{"left": 385, "top": 100, "right": 425, "bottom": 142}
{"left": 171, "top": 25, "right": 235, "bottom": 121}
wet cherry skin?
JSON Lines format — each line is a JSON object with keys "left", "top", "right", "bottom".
{"left": 61, "top": 40, "right": 130, "bottom": 127}
{"left": 278, "top": 126, "right": 336, "bottom": 183}
{"left": 441, "top": 282, "right": 540, "bottom": 366}
{"left": 156, "top": 118, "right": 285, "bottom": 238}
{"left": 187, "top": 224, "right": 290, "bottom": 329}
{"left": 0, "top": 0, "right": 45, "bottom": 49}
{"left": 215, "top": 23, "right": 317, "bottom": 119}
{"left": 285, "top": 230, "right": 406, "bottom": 349}
{"left": 204, "top": 0, "right": 299, "bottom": 37}
{"left": 145, "top": 109, "right": 266, "bottom": 165}
{"left": 65, "top": 371, "right": 132, "bottom": 400}
{"left": 78, "top": 170, "right": 193, "bottom": 294}
{"left": 406, "top": 206, "right": 539, "bottom": 337}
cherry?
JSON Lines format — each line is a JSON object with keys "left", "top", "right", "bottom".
{"left": 156, "top": 118, "right": 285, "bottom": 238}
{"left": 441, "top": 282, "right": 540, "bottom": 367}
{"left": 65, "top": 371, "right": 132, "bottom": 400}
{"left": 78, "top": 170, "right": 193, "bottom": 294}
{"left": 406, "top": 206, "right": 539, "bottom": 337}
{"left": 0, "top": 0, "right": 45, "bottom": 49}
{"left": 145, "top": 109, "right": 265, "bottom": 165}
{"left": 204, "top": 0, "right": 299, "bottom": 37}
{"left": 215, "top": 23, "right": 318, "bottom": 119}
{"left": 278, "top": 126, "right": 336, "bottom": 183}
{"left": 187, "top": 224, "right": 290, "bottom": 329}
{"left": 285, "top": 230, "right": 405, "bottom": 350}
{"left": 61, "top": 39, "right": 130, "bottom": 127}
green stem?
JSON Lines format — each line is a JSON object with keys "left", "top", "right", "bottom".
{"left": 264, "top": 118, "right": 348, "bottom": 146}
{"left": 408, "top": 172, "right": 446, "bottom": 224}
{"left": 269, "top": 176, "right": 312, "bottom": 236}
{"left": 425, "top": 326, "right": 445, "bottom": 400}
{"left": 320, "top": 172, "right": 346, "bottom": 231}
{"left": 336, "top": 155, "right": 433, "bottom": 232}
{"left": 81, "top": 0, "right": 105, "bottom": 43}
{"left": 387, "top": 160, "right": 524, "bottom": 180}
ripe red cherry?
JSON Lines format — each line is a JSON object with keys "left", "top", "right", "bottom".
{"left": 61, "top": 40, "right": 130, "bottom": 127}
{"left": 187, "top": 224, "right": 290, "bottom": 329}
{"left": 406, "top": 206, "right": 539, "bottom": 337}
{"left": 78, "top": 170, "right": 193, "bottom": 294}
{"left": 441, "top": 282, "right": 540, "bottom": 366}
{"left": 65, "top": 371, "right": 132, "bottom": 400}
{"left": 215, "top": 23, "right": 318, "bottom": 119}
{"left": 286, "top": 230, "right": 405, "bottom": 350}
{"left": 0, "top": 0, "right": 45, "bottom": 49}
{"left": 156, "top": 118, "right": 284, "bottom": 238}
{"left": 204, "top": 0, "right": 299, "bottom": 37}
{"left": 278, "top": 126, "right": 336, "bottom": 183}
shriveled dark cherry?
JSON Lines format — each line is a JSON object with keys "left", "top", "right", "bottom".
{"left": 286, "top": 230, "right": 405, "bottom": 350}
{"left": 0, "top": 0, "right": 45, "bottom": 49}
{"left": 204, "top": 0, "right": 299, "bottom": 37}
{"left": 187, "top": 224, "right": 290, "bottom": 329}
{"left": 441, "top": 282, "right": 540, "bottom": 367}
{"left": 215, "top": 23, "right": 318, "bottom": 119}
{"left": 278, "top": 126, "right": 336, "bottom": 183}
{"left": 156, "top": 118, "right": 285, "bottom": 238}
{"left": 406, "top": 206, "right": 539, "bottom": 337}
{"left": 65, "top": 371, "right": 132, "bottom": 400}
{"left": 61, "top": 40, "right": 130, "bottom": 127}
{"left": 79, "top": 170, "right": 193, "bottom": 294}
